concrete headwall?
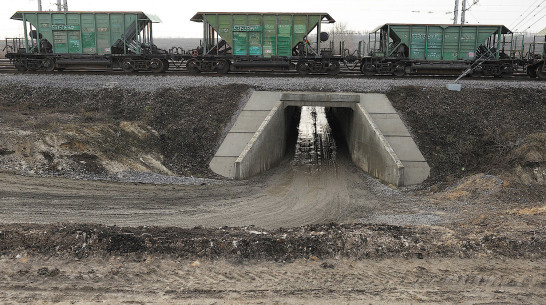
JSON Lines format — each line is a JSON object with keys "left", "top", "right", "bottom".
{"left": 235, "top": 102, "right": 295, "bottom": 179}
{"left": 331, "top": 105, "right": 404, "bottom": 186}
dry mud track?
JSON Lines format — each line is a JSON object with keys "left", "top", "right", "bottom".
{"left": 0, "top": 155, "right": 390, "bottom": 228}
{"left": 1, "top": 257, "right": 544, "bottom": 304}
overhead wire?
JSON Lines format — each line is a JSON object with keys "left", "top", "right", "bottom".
{"left": 510, "top": 0, "right": 545, "bottom": 31}
{"left": 509, "top": 0, "right": 542, "bottom": 28}
{"left": 517, "top": 7, "right": 546, "bottom": 32}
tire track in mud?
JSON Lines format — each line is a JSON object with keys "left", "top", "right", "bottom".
{"left": 0, "top": 146, "right": 384, "bottom": 229}
{"left": 1, "top": 258, "right": 544, "bottom": 304}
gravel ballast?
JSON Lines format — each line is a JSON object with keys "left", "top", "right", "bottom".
{"left": 1, "top": 73, "right": 545, "bottom": 92}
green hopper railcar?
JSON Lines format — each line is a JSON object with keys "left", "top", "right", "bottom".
{"left": 5, "top": 11, "right": 169, "bottom": 72}
{"left": 185, "top": 12, "right": 341, "bottom": 74}
{"left": 360, "top": 24, "right": 523, "bottom": 77}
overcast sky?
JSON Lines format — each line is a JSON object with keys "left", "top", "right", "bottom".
{"left": 0, "top": 0, "right": 544, "bottom": 39}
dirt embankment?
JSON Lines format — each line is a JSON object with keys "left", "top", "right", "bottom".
{"left": 1, "top": 223, "right": 544, "bottom": 260}
{"left": 0, "top": 84, "right": 250, "bottom": 178}
{"left": 0, "top": 85, "right": 543, "bottom": 188}
{"left": 387, "top": 87, "right": 545, "bottom": 190}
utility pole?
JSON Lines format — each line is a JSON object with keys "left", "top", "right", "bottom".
{"left": 63, "top": 0, "right": 68, "bottom": 11}
{"left": 453, "top": 0, "right": 460, "bottom": 24}
{"left": 56, "top": 0, "right": 62, "bottom": 11}
{"left": 37, "top": 0, "right": 42, "bottom": 11}
{"left": 461, "top": 0, "right": 467, "bottom": 24}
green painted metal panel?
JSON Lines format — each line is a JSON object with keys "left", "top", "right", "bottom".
{"left": 95, "top": 14, "right": 110, "bottom": 54}
{"left": 427, "top": 27, "right": 443, "bottom": 59}
{"left": 81, "top": 14, "right": 96, "bottom": 54}
{"left": 248, "top": 15, "right": 262, "bottom": 56}
{"left": 233, "top": 15, "right": 247, "bottom": 55}
{"left": 37, "top": 14, "right": 53, "bottom": 51}
{"left": 277, "top": 15, "right": 292, "bottom": 56}
{"left": 218, "top": 15, "right": 233, "bottom": 50}
{"left": 19, "top": 11, "right": 147, "bottom": 55}
{"left": 200, "top": 13, "right": 325, "bottom": 57}
{"left": 390, "top": 24, "right": 501, "bottom": 61}
{"left": 263, "top": 15, "right": 277, "bottom": 57}
{"left": 110, "top": 14, "right": 124, "bottom": 47}
{"left": 459, "top": 27, "right": 478, "bottom": 59}
{"left": 52, "top": 14, "right": 66, "bottom": 25}
{"left": 68, "top": 31, "right": 82, "bottom": 53}
{"left": 233, "top": 32, "right": 247, "bottom": 55}
{"left": 292, "top": 15, "right": 311, "bottom": 47}
{"left": 443, "top": 27, "right": 460, "bottom": 60}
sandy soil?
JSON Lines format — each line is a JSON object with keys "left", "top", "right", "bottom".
{"left": 1, "top": 256, "right": 544, "bottom": 304}
{"left": 0, "top": 155, "right": 403, "bottom": 228}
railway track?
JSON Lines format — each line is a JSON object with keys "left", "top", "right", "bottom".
{"left": 0, "top": 57, "right": 535, "bottom": 79}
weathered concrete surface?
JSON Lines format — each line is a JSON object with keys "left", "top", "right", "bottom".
{"left": 210, "top": 91, "right": 430, "bottom": 186}
{"left": 361, "top": 94, "right": 430, "bottom": 186}
{"left": 332, "top": 106, "right": 404, "bottom": 186}
{"left": 209, "top": 92, "right": 281, "bottom": 177}
{"left": 235, "top": 102, "right": 293, "bottom": 179}
{"left": 281, "top": 93, "right": 360, "bottom": 108}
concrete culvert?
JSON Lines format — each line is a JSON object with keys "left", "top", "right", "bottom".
{"left": 210, "top": 91, "right": 430, "bottom": 186}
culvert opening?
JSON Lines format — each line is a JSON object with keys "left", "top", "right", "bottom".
{"left": 288, "top": 106, "right": 351, "bottom": 172}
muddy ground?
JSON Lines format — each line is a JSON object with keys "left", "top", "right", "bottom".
{"left": 0, "top": 83, "right": 545, "bottom": 303}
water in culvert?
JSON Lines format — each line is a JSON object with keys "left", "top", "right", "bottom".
{"left": 292, "top": 106, "right": 337, "bottom": 172}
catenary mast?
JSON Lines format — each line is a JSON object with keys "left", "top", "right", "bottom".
{"left": 453, "top": 0, "right": 460, "bottom": 24}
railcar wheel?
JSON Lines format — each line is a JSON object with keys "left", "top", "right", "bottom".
{"left": 15, "top": 62, "right": 27, "bottom": 72}
{"left": 502, "top": 66, "right": 514, "bottom": 77}
{"left": 393, "top": 64, "right": 406, "bottom": 77}
{"left": 161, "top": 59, "right": 170, "bottom": 72}
{"left": 148, "top": 58, "right": 164, "bottom": 73}
{"left": 216, "top": 60, "right": 230, "bottom": 74}
{"left": 360, "top": 63, "right": 375, "bottom": 76}
{"left": 121, "top": 59, "right": 135, "bottom": 73}
{"left": 42, "top": 58, "right": 55, "bottom": 72}
{"left": 186, "top": 59, "right": 201, "bottom": 74}
{"left": 327, "top": 61, "right": 340, "bottom": 76}
{"left": 296, "top": 62, "right": 309, "bottom": 75}
{"left": 537, "top": 64, "right": 546, "bottom": 79}
{"left": 527, "top": 66, "right": 537, "bottom": 78}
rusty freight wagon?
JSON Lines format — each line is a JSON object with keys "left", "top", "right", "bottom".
{"left": 5, "top": 11, "right": 168, "bottom": 72}
{"left": 185, "top": 12, "right": 341, "bottom": 74}
{"left": 360, "top": 23, "right": 523, "bottom": 77}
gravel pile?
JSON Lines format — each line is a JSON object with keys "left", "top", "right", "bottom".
{"left": 1, "top": 73, "right": 544, "bottom": 92}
